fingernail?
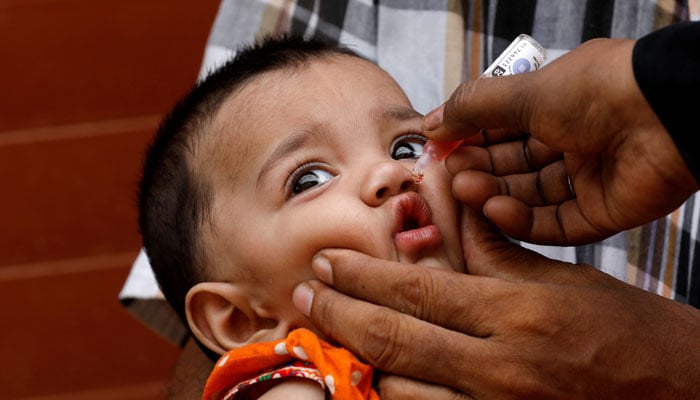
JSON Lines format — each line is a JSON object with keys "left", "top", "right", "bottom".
{"left": 422, "top": 104, "right": 444, "bottom": 131}
{"left": 292, "top": 283, "right": 314, "bottom": 317}
{"left": 312, "top": 254, "right": 333, "bottom": 284}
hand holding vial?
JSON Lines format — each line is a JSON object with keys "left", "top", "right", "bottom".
{"left": 412, "top": 34, "right": 547, "bottom": 181}
{"left": 422, "top": 35, "right": 698, "bottom": 245}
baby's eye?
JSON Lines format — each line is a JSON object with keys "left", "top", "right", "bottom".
{"left": 391, "top": 134, "right": 426, "bottom": 160}
{"left": 292, "top": 167, "right": 334, "bottom": 195}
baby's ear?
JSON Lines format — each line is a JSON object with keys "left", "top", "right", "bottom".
{"left": 185, "top": 282, "right": 283, "bottom": 355}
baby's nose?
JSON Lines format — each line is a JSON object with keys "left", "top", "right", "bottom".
{"left": 360, "top": 160, "right": 415, "bottom": 206}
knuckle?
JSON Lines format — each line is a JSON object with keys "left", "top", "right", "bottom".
{"left": 508, "top": 291, "right": 568, "bottom": 339}
{"left": 392, "top": 269, "right": 437, "bottom": 321}
{"left": 361, "top": 311, "right": 407, "bottom": 370}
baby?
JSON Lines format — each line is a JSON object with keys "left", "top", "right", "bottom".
{"left": 138, "top": 34, "right": 465, "bottom": 399}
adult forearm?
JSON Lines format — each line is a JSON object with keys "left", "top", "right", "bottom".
{"left": 633, "top": 21, "right": 700, "bottom": 181}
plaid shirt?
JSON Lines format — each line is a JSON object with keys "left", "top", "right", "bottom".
{"left": 121, "top": 0, "right": 700, "bottom": 345}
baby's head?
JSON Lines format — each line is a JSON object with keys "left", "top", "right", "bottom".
{"left": 139, "top": 35, "right": 465, "bottom": 357}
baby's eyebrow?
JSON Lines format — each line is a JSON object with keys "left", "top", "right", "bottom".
{"left": 379, "top": 106, "right": 423, "bottom": 122}
{"left": 256, "top": 129, "right": 318, "bottom": 191}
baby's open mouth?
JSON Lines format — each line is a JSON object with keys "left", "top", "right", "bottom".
{"left": 402, "top": 217, "right": 420, "bottom": 231}
{"left": 393, "top": 191, "right": 432, "bottom": 234}
{"left": 392, "top": 191, "right": 443, "bottom": 259}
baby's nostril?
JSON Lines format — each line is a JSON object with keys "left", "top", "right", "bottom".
{"left": 376, "top": 187, "right": 387, "bottom": 198}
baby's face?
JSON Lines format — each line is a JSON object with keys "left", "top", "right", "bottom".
{"left": 198, "top": 55, "right": 464, "bottom": 329}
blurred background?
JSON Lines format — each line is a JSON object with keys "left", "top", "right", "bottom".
{"left": 0, "top": 0, "right": 221, "bottom": 398}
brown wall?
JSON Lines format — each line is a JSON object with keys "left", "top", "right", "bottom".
{"left": 0, "top": 0, "right": 221, "bottom": 398}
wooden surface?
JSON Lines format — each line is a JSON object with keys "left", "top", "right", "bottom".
{"left": 0, "top": 0, "right": 221, "bottom": 398}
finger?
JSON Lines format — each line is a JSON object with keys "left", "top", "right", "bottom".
{"left": 423, "top": 75, "right": 534, "bottom": 142}
{"left": 497, "top": 160, "right": 574, "bottom": 206}
{"left": 482, "top": 196, "right": 610, "bottom": 245}
{"left": 459, "top": 205, "right": 565, "bottom": 279}
{"left": 459, "top": 206, "right": 526, "bottom": 279}
{"left": 378, "top": 375, "right": 475, "bottom": 400}
{"left": 298, "top": 278, "right": 496, "bottom": 393}
{"left": 445, "top": 145, "right": 494, "bottom": 174}
{"left": 535, "top": 161, "right": 575, "bottom": 204}
{"left": 523, "top": 136, "right": 564, "bottom": 169}
{"left": 452, "top": 160, "right": 573, "bottom": 211}
{"left": 447, "top": 136, "right": 562, "bottom": 176}
{"left": 451, "top": 170, "right": 501, "bottom": 211}
{"left": 308, "top": 250, "right": 498, "bottom": 335}
{"left": 458, "top": 127, "right": 525, "bottom": 147}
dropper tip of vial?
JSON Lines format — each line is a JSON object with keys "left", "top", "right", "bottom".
{"left": 411, "top": 152, "right": 436, "bottom": 184}
{"left": 411, "top": 139, "right": 463, "bottom": 184}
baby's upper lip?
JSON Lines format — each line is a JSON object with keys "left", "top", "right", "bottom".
{"left": 392, "top": 191, "right": 432, "bottom": 234}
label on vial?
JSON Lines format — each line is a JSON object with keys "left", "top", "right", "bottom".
{"left": 482, "top": 34, "right": 547, "bottom": 78}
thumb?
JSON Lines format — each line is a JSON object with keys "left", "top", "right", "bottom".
{"left": 422, "top": 74, "right": 534, "bottom": 142}
{"left": 459, "top": 205, "right": 520, "bottom": 276}
{"left": 460, "top": 205, "right": 571, "bottom": 282}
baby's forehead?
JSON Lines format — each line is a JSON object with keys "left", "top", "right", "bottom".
{"left": 203, "top": 55, "right": 396, "bottom": 136}
{"left": 195, "top": 54, "right": 411, "bottom": 178}
{"left": 204, "top": 56, "right": 347, "bottom": 136}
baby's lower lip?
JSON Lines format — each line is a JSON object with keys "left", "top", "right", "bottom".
{"left": 394, "top": 224, "right": 442, "bottom": 252}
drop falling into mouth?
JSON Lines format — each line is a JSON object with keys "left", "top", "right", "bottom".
{"left": 412, "top": 173, "right": 424, "bottom": 184}
{"left": 411, "top": 139, "right": 463, "bottom": 184}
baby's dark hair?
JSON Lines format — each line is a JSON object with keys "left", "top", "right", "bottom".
{"left": 138, "top": 34, "right": 362, "bottom": 326}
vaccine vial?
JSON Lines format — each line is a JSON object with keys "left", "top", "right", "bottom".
{"left": 412, "top": 34, "right": 547, "bottom": 181}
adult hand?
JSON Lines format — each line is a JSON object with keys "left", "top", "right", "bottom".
{"left": 293, "top": 207, "right": 700, "bottom": 399}
{"left": 422, "top": 37, "right": 698, "bottom": 245}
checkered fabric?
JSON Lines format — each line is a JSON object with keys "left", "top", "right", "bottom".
{"left": 120, "top": 0, "right": 700, "bottom": 345}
